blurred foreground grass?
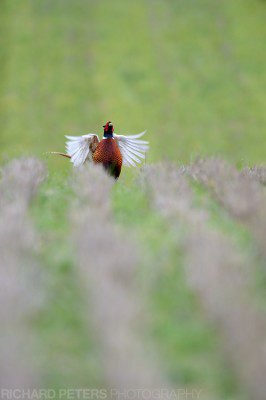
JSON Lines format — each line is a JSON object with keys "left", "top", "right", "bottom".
{"left": 0, "top": 0, "right": 266, "bottom": 399}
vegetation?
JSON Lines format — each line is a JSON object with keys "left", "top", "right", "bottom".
{"left": 0, "top": 1, "right": 265, "bottom": 399}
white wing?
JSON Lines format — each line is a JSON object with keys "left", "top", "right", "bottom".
{"left": 114, "top": 131, "right": 149, "bottom": 167}
{"left": 65, "top": 134, "right": 99, "bottom": 167}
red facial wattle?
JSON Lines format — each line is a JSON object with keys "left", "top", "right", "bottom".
{"left": 104, "top": 122, "right": 110, "bottom": 132}
{"left": 103, "top": 121, "right": 114, "bottom": 133}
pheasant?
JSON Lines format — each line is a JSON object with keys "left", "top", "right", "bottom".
{"left": 50, "top": 121, "right": 148, "bottom": 179}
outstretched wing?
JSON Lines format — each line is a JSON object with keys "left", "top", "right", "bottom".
{"left": 114, "top": 131, "right": 149, "bottom": 167}
{"left": 65, "top": 134, "right": 99, "bottom": 167}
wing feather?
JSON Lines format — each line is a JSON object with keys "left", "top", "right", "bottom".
{"left": 124, "top": 148, "right": 146, "bottom": 159}
{"left": 119, "top": 144, "right": 141, "bottom": 164}
{"left": 121, "top": 131, "right": 147, "bottom": 139}
{"left": 114, "top": 130, "right": 148, "bottom": 168}
{"left": 120, "top": 148, "right": 137, "bottom": 167}
{"left": 125, "top": 143, "right": 148, "bottom": 155}
{"left": 65, "top": 134, "right": 99, "bottom": 167}
{"left": 127, "top": 139, "right": 149, "bottom": 145}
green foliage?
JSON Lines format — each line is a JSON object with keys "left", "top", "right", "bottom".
{"left": 1, "top": 0, "right": 265, "bottom": 165}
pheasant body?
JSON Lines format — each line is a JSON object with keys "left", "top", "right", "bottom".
{"left": 93, "top": 138, "right": 122, "bottom": 179}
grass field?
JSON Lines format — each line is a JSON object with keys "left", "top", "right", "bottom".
{"left": 0, "top": 1, "right": 266, "bottom": 399}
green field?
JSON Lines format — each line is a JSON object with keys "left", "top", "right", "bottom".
{"left": 1, "top": 0, "right": 266, "bottom": 165}
{"left": 1, "top": 1, "right": 266, "bottom": 399}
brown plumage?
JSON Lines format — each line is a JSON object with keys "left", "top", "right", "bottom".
{"left": 93, "top": 137, "right": 122, "bottom": 179}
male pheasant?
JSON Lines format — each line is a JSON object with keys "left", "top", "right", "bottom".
{"left": 50, "top": 121, "right": 148, "bottom": 179}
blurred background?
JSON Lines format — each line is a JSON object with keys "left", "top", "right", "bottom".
{"left": 1, "top": 0, "right": 265, "bottom": 166}
{"left": 0, "top": 1, "right": 266, "bottom": 399}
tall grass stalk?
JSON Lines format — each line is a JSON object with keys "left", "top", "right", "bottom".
{"left": 143, "top": 162, "right": 266, "bottom": 400}
{"left": 71, "top": 165, "right": 168, "bottom": 392}
{"left": 242, "top": 165, "right": 266, "bottom": 186}
{"left": 186, "top": 158, "right": 266, "bottom": 258}
{"left": 0, "top": 158, "right": 46, "bottom": 387}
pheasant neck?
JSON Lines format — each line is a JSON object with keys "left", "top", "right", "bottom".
{"left": 103, "top": 129, "right": 113, "bottom": 138}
